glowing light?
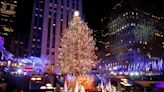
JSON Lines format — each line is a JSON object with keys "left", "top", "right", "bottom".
{"left": 74, "top": 11, "right": 79, "bottom": 16}
{"left": 17, "top": 69, "right": 22, "bottom": 74}
{"left": 57, "top": 11, "right": 98, "bottom": 74}
{"left": 46, "top": 83, "right": 53, "bottom": 87}
{"left": 119, "top": 72, "right": 123, "bottom": 75}
{"left": 130, "top": 72, "right": 134, "bottom": 76}
{"left": 120, "top": 82, "right": 132, "bottom": 86}
{"left": 111, "top": 71, "right": 114, "bottom": 74}
{"left": 113, "top": 66, "right": 118, "bottom": 70}
{"left": 113, "top": 72, "right": 117, "bottom": 76}
{"left": 47, "top": 86, "right": 53, "bottom": 89}
{"left": 18, "top": 63, "right": 22, "bottom": 66}
{"left": 124, "top": 72, "right": 129, "bottom": 75}
{"left": 31, "top": 77, "right": 36, "bottom": 81}
{"left": 134, "top": 72, "right": 139, "bottom": 76}
{"left": 40, "top": 86, "right": 46, "bottom": 89}
{"left": 121, "top": 79, "right": 128, "bottom": 82}
{"left": 7, "top": 60, "right": 11, "bottom": 66}
{"left": 36, "top": 77, "right": 42, "bottom": 80}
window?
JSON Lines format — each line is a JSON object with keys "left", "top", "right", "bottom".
{"left": 61, "top": 0, "right": 64, "bottom": 6}
{"left": 47, "top": 18, "right": 51, "bottom": 47}
{"left": 46, "top": 49, "right": 50, "bottom": 55}
{"left": 52, "top": 52, "right": 54, "bottom": 55}
{"left": 54, "top": 0, "right": 57, "bottom": 4}
{"left": 67, "top": 0, "right": 69, "bottom": 7}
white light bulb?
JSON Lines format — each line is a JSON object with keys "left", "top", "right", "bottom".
{"left": 74, "top": 11, "right": 79, "bottom": 16}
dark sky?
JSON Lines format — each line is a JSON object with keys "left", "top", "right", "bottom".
{"left": 15, "top": 0, "right": 114, "bottom": 33}
{"left": 15, "top": 0, "right": 164, "bottom": 33}
{"left": 83, "top": 0, "right": 164, "bottom": 29}
{"left": 83, "top": 0, "right": 113, "bottom": 29}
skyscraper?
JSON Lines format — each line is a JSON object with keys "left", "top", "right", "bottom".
{"left": 98, "top": 0, "right": 164, "bottom": 73}
{"left": 0, "top": 0, "right": 17, "bottom": 50}
{"left": 29, "top": 0, "right": 82, "bottom": 64}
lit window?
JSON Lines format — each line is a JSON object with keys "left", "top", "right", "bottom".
{"left": 132, "top": 12, "right": 134, "bottom": 15}
{"left": 53, "top": 24, "right": 56, "bottom": 26}
{"left": 136, "top": 12, "right": 138, "bottom": 15}
{"left": 49, "top": 3, "right": 52, "bottom": 6}
{"left": 13, "top": 1, "right": 17, "bottom": 3}
{"left": 162, "top": 42, "right": 164, "bottom": 44}
{"left": 4, "top": 19, "right": 8, "bottom": 21}
{"left": 38, "top": 27, "right": 41, "bottom": 30}
{"left": 122, "top": 26, "right": 124, "bottom": 29}
{"left": 32, "top": 45, "right": 35, "bottom": 47}
{"left": 20, "top": 42, "right": 23, "bottom": 44}
{"left": 32, "top": 39, "right": 36, "bottom": 41}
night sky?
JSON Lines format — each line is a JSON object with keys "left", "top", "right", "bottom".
{"left": 83, "top": 0, "right": 164, "bottom": 29}
{"left": 15, "top": 0, "right": 115, "bottom": 33}
{"left": 15, "top": 0, "right": 164, "bottom": 33}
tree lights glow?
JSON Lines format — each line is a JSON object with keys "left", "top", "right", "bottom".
{"left": 56, "top": 11, "right": 98, "bottom": 74}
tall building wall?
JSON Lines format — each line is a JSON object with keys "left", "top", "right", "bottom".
{"left": 0, "top": 0, "right": 17, "bottom": 50}
{"left": 99, "top": 0, "right": 164, "bottom": 66}
{"left": 29, "top": 0, "right": 82, "bottom": 64}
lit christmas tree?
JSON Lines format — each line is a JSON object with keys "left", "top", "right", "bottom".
{"left": 57, "top": 11, "right": 98, "bottom": 74}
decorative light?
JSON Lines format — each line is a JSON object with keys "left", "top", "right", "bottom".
{"left": 47, "top": 86, "right": 53, "bottom": 89}
{"left": 120, "top": 82, "right": 132, "bottom": 86}
{"left": 46, "top": 83, "right": 53, "bottom": 87}
{"left": 74, "top": 11, "right": 79, "bottom": 16}
{"left": 40, "top": 86, "right": 46, "bottom": 89}
{"left": 121, "top": 79, "right": 128, "bottom": 82}
{"left": 36, "top": 77, "right": 42, "bottom": 80}
{"left": 134, "top": 72, "right": 139, "bottom": 76}
{"left": 130, "top": 72, "right": 134, "bottom": 76}
{"left": 31, "top": 77, "right": 36, "bottom": 81}
{"left": 119, "top": 72, "right": 123, "bottom": 75}
{"left": 17, "top": 69, "right": 22, "bottom": 74}
{"left": 57, "top": 13, "right": 98, "bottom": 74}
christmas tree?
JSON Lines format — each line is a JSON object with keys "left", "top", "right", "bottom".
{"left": 56, "top": 11, "right": 98, "bottom": 74}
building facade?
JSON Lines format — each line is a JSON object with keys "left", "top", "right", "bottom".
{"left": 98, "top": 0, "right": 164, "bottom": 74}
{"left": 29, "top": 0, "right": 82, "bottom": 64}
{"left": 0, "top": 0, "right": 17, "bottom": 50}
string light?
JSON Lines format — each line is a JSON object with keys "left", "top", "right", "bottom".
{"left": 57, "top": 11, "right": 98, "bottom": 74}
